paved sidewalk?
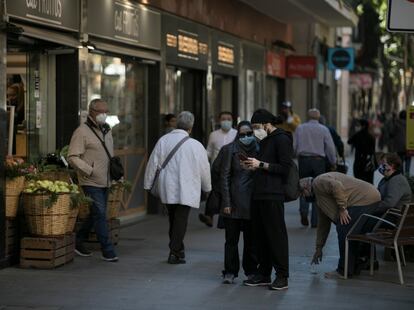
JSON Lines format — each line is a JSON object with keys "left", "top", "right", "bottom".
{"left": 0, "top": 198, "right": 414, "bottom": 310}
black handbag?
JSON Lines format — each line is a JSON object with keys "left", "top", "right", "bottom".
{"left": 87, "top": 124, "right": 124, "bottom": 181}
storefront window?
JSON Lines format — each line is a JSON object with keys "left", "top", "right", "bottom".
{"left": 88, "top": 54, "right": 146, "bottom": 150}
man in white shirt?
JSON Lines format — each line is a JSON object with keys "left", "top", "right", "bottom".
{"left": 144, "top": 111, "right": 211, "bottom": 264}
{"left": 206, "top": 112, "right": 237, "bottom": 163}
{"left": 200, "top": 112, "right": 237, "bottom": 227}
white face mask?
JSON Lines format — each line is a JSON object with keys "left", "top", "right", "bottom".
{"left": 96, "top": 113, "right": 107, "bottom": 125}
{"left": 254, "top": 128, "right": 267, "bottom": 140}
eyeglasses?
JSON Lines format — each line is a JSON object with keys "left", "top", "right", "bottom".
{"left": 239, "top": 132, "right": 254, "bottom": 138}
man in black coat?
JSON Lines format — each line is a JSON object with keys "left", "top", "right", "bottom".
{"left": 243, "top": 109, "right": 293, "bottom": 291}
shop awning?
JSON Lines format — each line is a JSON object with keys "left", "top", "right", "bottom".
{"left": 13, "top": 22, "right": 81, "bottom": 48}
{"left": 92, "top": 40, "right": 161, "bottom": 62}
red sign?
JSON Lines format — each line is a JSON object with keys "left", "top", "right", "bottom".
{"left": 286, "top": 56, "right": 317, "bottom": 79}
{"left": 266, "top": 52, "right": 286, "bottom": 78}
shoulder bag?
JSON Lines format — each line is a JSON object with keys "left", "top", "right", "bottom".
{"left": 87, "top": 124, "right": 124, "bottom": 181}
{"left": 150, "top": 136, "right": 190, "bottom": 198}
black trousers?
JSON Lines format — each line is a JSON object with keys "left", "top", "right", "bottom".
{"left": 252, "top": 200, "right": 289, "bottom": 278}
{"left": 166, "top": 204, "right": 191, "bottom": 256}
{"left": 223, "top": 217, "right": 258, "bottom": 277}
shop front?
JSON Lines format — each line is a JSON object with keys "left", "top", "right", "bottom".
{"left": 265, "top": 51, "right": 286, "bottom": 116}
{"left": 86, "top": 0, "right": 161, "bottom": 217}
{"left": 241, "top": 42, "right": 265, "bottom": 121}
{"left": 162, "top": 14, "right": 209, "bottom": 144}
{"left": 210, "top": 31, "right": 239, "bottom": 127}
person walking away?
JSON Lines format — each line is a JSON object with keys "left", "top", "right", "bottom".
{"left": 144, "top": 111, "right": 211, "bottom": 264}
{"left": 391, "top": 110, "right": 411, "bottom": 175}
{"left": 243, "top": 109, "right": 293, "bottom": 291}
{"left": 199, "top": 111, "right": 237, "bottom": 227}
{"left": 348, "top": 119, "right": 376, "bottom": 183}
{"left": 278, "top": 101, "right": 301, "bottom": 133}
{"left": 220, "top": 121, "right": 259, "bottom": 284}
{"left": 300, "top": 173, "right": 381, "bottom": 278}
{"left": 295, "top": 109, "right": 337, "bottom": 227}
{"left": 68, "top": 98, "right": 118, "bottom": 262}
{"left": 319, "top": 115, "right": 345, "bottom": 161}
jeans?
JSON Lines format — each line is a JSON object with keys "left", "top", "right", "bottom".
{"left": 336, "top": 203, "right": 379, "bottom": 275}
{"left": 298, "top": 156, "right": 327, "bottom": 226}
{"left": 77, "top": 186, "right": 115, "bottom": 256}
{"left": 223, "top": 217, "right": 258, "bottom": 277}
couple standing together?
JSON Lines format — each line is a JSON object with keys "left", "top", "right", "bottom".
{"left": 144, "top": 109, "right": 293, "bottom": 291}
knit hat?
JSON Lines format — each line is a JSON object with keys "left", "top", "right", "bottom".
{"left": 251, "top": 109, "right": 276, "bottom": 124}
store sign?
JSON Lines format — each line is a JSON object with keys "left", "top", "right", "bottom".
{"left": 163, "top": 14, "right": 208, "bottom": 70}
{"left": 328, "top": 48, "right": 354, "bottom": 71}
{"left": 6, "top": 0, "right": 79, "bottom": 31}
{"left": 88, "top": 0, "right": 161, "bottom": 50}
{"left": 286, "top": 56, "right": 316, "bottom": 79}
{"left": 266, "top": 52, "right": 286, "bottom": 78}
{"left": 350, "top": 73, "right": 373, "bottom": 90}
{"left": 211, "top": 32, "right": 239, "bottom": 76}
{"left": 387, "top": 0, "right": 414, "bottom": 32}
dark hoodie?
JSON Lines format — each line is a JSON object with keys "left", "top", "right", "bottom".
{"left": 253, "top": 128, "right": 294, "bottom": 201}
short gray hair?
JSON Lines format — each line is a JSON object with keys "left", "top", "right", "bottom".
{"left": 177, "top": 111, "right": 194, "bottom": 131}
{"left": 89, "top": 98, "right": 106, "bottom": 112}
{"left": 308, "top": 108, "right": 320, "bottom": 120}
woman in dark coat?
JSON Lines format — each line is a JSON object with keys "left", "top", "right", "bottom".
{"left": 220, "top": 121, "right": 258, "bottom": 284}
{"left": 348, "top": 119, "right": 376, "bottom": 183}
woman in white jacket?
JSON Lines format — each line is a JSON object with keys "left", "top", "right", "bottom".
{"left": 144, "top": 111, "right": 211, "bottom": 264}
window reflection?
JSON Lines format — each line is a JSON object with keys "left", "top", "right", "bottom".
{"left": 88, "top": 54, "right": 146, "bottom": 150}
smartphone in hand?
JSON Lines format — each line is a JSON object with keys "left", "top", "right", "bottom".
{"left": 238, "top": 153, "right": 248, "bottom": 161}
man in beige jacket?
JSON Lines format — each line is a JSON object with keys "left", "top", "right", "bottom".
{"left": 300, "top": 172, "right": 381, "bottom": 278}
{"left": 68, "top": 98, "right": 118, "bottom": 262}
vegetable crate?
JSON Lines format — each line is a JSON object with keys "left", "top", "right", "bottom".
{"left": 20, "top": 233, "right": 75, "bottom": 269}
{"left": 5, "top": 219, "right": 20, "bottom": 264}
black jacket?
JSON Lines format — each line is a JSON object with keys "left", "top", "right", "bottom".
{"left": 220, "top": 142, "right": 257, "bottom": 219}
{"left": 253, "top": 128, "right": 293, "bottom": 201}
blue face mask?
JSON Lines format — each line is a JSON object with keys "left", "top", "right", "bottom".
{"left": 378, "top": 164, "right": 387, "bottom": 175}
{"left": 239, "top": 135, "right": 256, "bottom": 146}
{"left": 221, "top": 120, "right": 232, "bottom": 131}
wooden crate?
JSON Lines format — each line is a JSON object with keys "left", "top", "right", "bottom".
{"left": 6, "top": 219, "right": 19, "bottom": 256}
{"left": 20, "top": 233, "right": 75, "bottom": 269}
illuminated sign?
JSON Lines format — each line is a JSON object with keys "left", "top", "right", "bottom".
{"left": 218, "top": 44, "right": 235, "bottom": 67}
{"left": 166, "top": 30, "right": 208, "bottom": 61}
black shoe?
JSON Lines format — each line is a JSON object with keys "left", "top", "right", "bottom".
{"left": 101, "top": 252, "right": 119, "bottom": 262}
{"left": 179, "top": 250, "right": 185, "bottom": 259}
{"left": 199, "top": 214, "right": 213, "bottom": 227}
{"left": 270, "top": 277, "right": 288, "bottom": 291}
{"left": 300, "top": 214, "right": 309, "bottom": 227}
{"left": 75, "top": 244, "right": 92, "bottom": 257}
{"left": 168, "top": 253, "right": 186, "bottom": 264}
{"left": 243, "top": 274, "right": 271, "bottom": 287}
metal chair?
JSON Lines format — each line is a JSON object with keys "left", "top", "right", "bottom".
{"left": 344, "top": 203, "right": 414, "bottom": 285}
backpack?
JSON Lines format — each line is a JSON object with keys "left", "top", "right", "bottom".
{"left": 284, "top": 160, "right": 300, "bottom": 202}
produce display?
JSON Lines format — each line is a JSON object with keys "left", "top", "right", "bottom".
{"left": 23, "top": 180, "right": 79, "bottom": 194}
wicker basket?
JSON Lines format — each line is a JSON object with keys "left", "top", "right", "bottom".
{"left": 37, "top": 171, "right": 72, "bottom": 183}
{"left": 23, "top": 193, "right": 71, "bottom": 236}
{"left": 107, "top": 186, "right": 124, "bottom": 219}
{"left": 5, "top": 176, "right": 25, "bottom": 218}
{"left": 66, "top": 207, "right": 79, "bottom": 233}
